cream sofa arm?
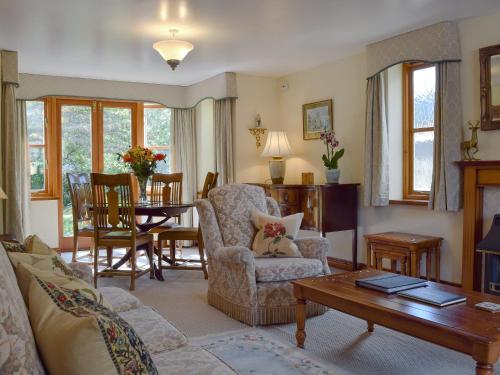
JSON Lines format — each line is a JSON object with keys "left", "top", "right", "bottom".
{"left": 68, "top": 262, "right": 93, "bottom": 285}
{"left": 295, "top": 237, "right": 331, "bottom": 274}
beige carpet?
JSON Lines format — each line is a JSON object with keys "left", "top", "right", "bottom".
{"left": 66, "top": 250, "right": 498, "bottom": 374}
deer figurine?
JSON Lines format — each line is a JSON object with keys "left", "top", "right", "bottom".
{"left": 461, "top": 120, "right": 480, "bottom": 161}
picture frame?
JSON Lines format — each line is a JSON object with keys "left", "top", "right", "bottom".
{"left": 302, "top": 99, "right": 333, "bottom": 140}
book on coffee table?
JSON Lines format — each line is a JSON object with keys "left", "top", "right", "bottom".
{"left": 355, "top": 274, "right": 427, "bottom": 294}
{"left": 397, "top": 287, "right": 466, "bottom": 307}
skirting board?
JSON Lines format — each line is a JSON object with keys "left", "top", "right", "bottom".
{"left": 327, "top": 256, "right": 461, "bottom": 288}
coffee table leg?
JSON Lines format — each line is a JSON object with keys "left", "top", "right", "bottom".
{"left": 475, "top": 362, "right": 494, "bottom": 375}
{"left": 295, "top": 298, "right": 307, "bottom": 348}
{"left": 367, "top": 320, "right": 374, "bottom": 333}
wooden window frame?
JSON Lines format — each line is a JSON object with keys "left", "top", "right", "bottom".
{"left": 402, "top": 62, "right": 435, "bottom": 201}
{"left": 30, "top": 98, "right": 57, "bottom": 200}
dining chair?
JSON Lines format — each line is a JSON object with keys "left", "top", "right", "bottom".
{"left": 91, "top": 172, "right": 154, "bottom": 291}
{"left": 149, "top": 172, "right": 183, "bottom": 232}
{"left": 67, "top": 173, "right": 95, "bottom": 263}
{"left": 157, "top": 172, "right": 218, "bottom": 279}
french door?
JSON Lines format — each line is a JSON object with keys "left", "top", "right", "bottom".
{"left": 56, "top": 98, "right": 139, "bottom": 249}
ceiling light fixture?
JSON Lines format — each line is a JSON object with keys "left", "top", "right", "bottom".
{"left": 153, "top": 29, "right": 194, "bottom": 70}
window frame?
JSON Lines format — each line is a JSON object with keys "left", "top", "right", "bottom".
{"left": 143, "top": 102, "right": 171, "bottom": 171}
{"left": 29, "top": 98, "right": 57, "bottom": 200}
{"left": 402, "top": 62, "right": 436, "bottom": 201}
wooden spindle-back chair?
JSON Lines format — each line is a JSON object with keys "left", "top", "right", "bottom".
{"left": 67, "top": 173, "right": 94, "bottom": 262}
{"left": 91, "top": 173, "right": 154, "bottom": 291}
{"left": 149, "top": 172, "right": 183, "bottom": 233}
{"left": 157, "top": 171, "right": 219, "bottom": 279}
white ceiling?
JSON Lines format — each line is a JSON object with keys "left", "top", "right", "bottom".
{"left": 1, "top": 0, "right": 500, "bottom": 86}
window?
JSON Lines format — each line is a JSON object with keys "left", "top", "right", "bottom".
{"left": 143, "top": 103, "right": 171, "bottom": 174}
{"left": 403, "top": 63, "right": 436, "bottom": 200}
{"left": 27, "top": 100, "right": 51, "bottom": 197}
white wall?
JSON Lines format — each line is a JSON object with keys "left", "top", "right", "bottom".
{"left": 233, "top": 11, "right": 500, "bottom": 284}
{"left": 30, "top": 200, "right": 59, "bottom": 247}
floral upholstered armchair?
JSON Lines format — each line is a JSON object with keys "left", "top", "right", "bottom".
{"left": 195, "top": 184, "right": 330, "bottom": 326}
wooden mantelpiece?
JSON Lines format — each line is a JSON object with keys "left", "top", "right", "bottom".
{"left": 456, "top": 160, "right": 500, "bottom": 291}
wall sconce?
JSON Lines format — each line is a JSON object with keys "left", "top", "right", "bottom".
{"left": 248, "top": 114, "right": 267, "bottom": 148}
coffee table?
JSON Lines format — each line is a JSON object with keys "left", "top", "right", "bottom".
{"left": 293, "top": 269, "right": 500, "bottom": 374}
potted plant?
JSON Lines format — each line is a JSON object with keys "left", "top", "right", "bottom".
{"left": 320, "top": 130, "right": 344, "bottom": 184}
{"left": 117, "top": 146, "right": 166, "bottom": 202}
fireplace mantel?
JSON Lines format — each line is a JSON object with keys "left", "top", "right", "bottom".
{"left": 456, "top": 160, "right": 500, "bottom": 290}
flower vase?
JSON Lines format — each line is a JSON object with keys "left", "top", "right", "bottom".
{"left": 325, "top": 168, "right": 340, "bottom": 184}
{"left": 136, "top": 175, "right": 149, "bottom": 203}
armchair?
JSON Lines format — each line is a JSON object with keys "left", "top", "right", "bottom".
{"left": 195, "top": 184, "right": 330, "bottom": 326}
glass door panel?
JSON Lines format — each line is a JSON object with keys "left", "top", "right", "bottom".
{"left": 60, "top": 104, "right": 93, "bottom": 237}
{"left": 102, "top": 106, "right": 132, "bottom": 173}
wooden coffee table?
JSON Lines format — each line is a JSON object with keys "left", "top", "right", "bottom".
{"left": 293, "top": 269, "right": 500, "bottom": 374}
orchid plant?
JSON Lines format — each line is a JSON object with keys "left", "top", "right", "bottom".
{"left": 320, "top": 130, "right": 344, "bottom": 170}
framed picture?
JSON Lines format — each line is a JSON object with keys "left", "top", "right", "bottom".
{"left": 302, "top": 99, "right": 333, "bottom": 140}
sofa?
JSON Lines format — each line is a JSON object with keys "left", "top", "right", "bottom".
{"left": 195, "top": 183, "right": 330, "bottom": 326}
{"left": 0, "top": 243, "right": 236, "bottom": 374}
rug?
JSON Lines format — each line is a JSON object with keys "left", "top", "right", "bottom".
{"left": 192, "top": 329, "right": 337, "bottom": 375}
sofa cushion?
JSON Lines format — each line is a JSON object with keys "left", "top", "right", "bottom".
{"left": 254, "top": 257, "right": 324, "bottom": 282}
{"left": 251, "top": 209, "right": 303, "bottom": 258}
{"left": 0, "top": 245, "right": 45, "bottom": 375}
{"left": 8, "top": 252, "right": 75, "bottom": 277}
{"left": 119, "top": 306, "right": 187, "bottom": 354}
{"left": 208, "top": 184, "right": 268, "bottom": 249}
{"left": 27, "top": 276, "right": 158, "bottom": 375}
{"left": 152, "top": 345, "right": 237, "bottom": 375}
{"left": 15, "top": 262, "right": 112, "bottom": 310}
{"left": 100, "top": 286, "right": 144, "bottom": 312}
{"left": 23, "top": 235, "right": 57, "bottom": 255}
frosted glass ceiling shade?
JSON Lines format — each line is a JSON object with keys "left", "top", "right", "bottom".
{"left": 261, "top": 131, "right": 293, "bottom": 157}
{"left": 153, "top": 40, "right": 194, "bottom": 70}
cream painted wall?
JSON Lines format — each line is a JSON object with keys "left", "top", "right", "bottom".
{"left": 233, "top": 74, "right": 280, "bottom": 184}
{"left": 246, "top": 11, "right": 500, "bottom": 284}
{"left": 29, "top": 200, "right": 59, "bottom": 247}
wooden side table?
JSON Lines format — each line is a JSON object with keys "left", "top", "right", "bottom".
{"left": 364, "top": 232, "right": 443, "bottom": 281}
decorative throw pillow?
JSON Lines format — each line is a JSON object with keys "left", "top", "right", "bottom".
{"left": 15, "top": 262, "right": 113, "bottom": 310}
{"left": 23, "top": 235, "right": 57, "bottom": 255}
{"left": 2, "top": 240, "right": 27, "bottom": 253}
{"left": 8, "top": 252, "right": 75, "bottom": 277}
{"left": 251, "top": 209, "right": 303, "bottom": 257}
{"left": 27, "top": 276, "right": 158, "bottom": 375}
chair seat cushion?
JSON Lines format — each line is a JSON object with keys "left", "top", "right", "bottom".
{"left": 102, "top": 231, "right": 152, "bottom": 239}
{"left": 119, "top": 306, "right": 188, "bottom": 354}
{"left": 254, "top": 257, "right": 324, "bottom": 282}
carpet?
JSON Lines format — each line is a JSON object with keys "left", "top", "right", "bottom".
{"left": 192, "top": 329, "right": 337, "bottom": 375}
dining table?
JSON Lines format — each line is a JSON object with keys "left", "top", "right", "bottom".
{"left": 88, "top": 200, "right": 194, "bottom": 281}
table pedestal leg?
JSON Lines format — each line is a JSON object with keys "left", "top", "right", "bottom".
{"left": 476, "top": 362, "right": 494, "bottom": 375}
{"left": 295, "top": 298, "right": 307, "bottom": 348}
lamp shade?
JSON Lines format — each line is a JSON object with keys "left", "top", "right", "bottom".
{"left": 153, "top": 40, "right": 194, "bottom": 62}
{"left": 261, "top": 131, "right": 293, "bottom": 157}
{"left": 0, "top": 188, "right": 7, "bottom": 200}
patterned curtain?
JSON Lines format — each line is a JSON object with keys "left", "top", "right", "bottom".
{"left": 214, "top": 98, "right": 234, "bottom": 185}
{"left": 363, "top": 72, "right": 389, "bottom": 207}
{"left": 429, "top": 62, "right": 463, "bottom": 211}
{"left": 171, "top": 107, "right": 197, "bottom": 227}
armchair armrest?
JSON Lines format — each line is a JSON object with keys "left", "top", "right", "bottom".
{"left": 68, "top": 262, "right": 93, "bottom": 285}
{"left": 213, "top": 246, "right": 255, "bottom": 267}
{"left": 295, "top": 237, "right": 330, "bottom": 274}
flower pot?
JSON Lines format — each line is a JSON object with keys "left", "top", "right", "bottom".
{"left": 325, "top": 168, "right": 340, "bottom": 184}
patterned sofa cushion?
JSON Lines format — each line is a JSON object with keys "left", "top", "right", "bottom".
{"left": 0, "top": 244, "right": 45, "bottom": 375}
{"left": 208, "top": 184, "right": 268, "bottom": 249}
{"left": 119, "top": 306, "right": 188, "bottom": 354}
{"left": 27, "top": 276, "right": 158, "bottom": 375}
{"left": 100, "top": 286, "right": 144, "bottom": 313}
{"left": 254, "top": 257, "right": 324, "bottom": 282}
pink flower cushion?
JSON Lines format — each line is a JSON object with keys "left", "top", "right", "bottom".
{"left": 251, "top": 209, "right": 304, "bottom": 258}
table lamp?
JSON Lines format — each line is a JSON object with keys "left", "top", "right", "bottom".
{"left": 0, "top": 188, "right": 7, "bottom": 200}
{"left": 261, "top": 131, "right": 293, "bottom": 184}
